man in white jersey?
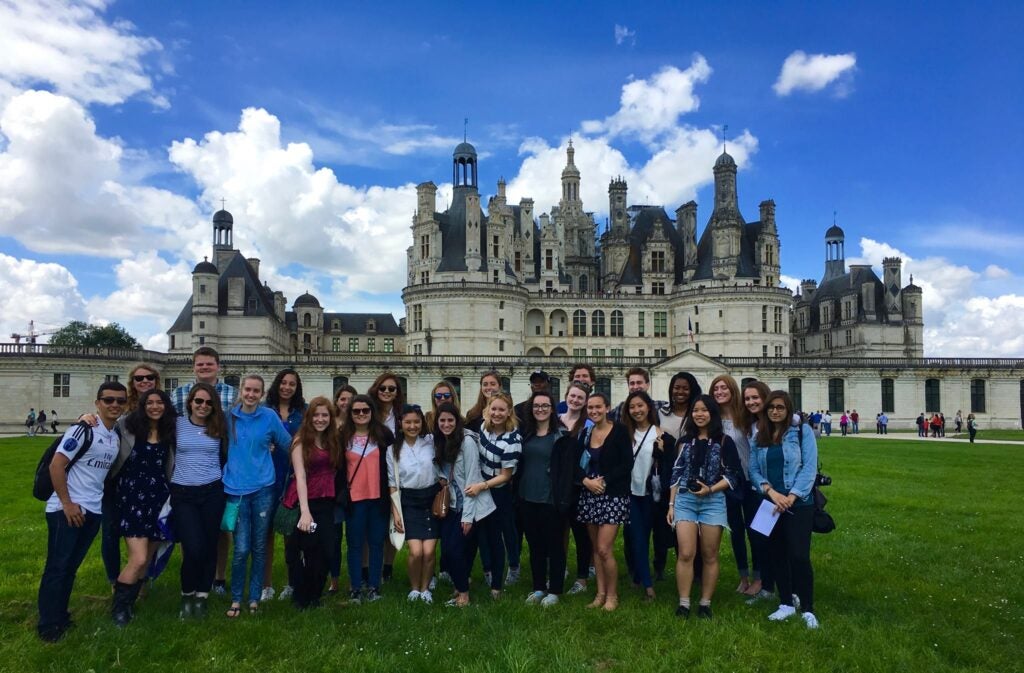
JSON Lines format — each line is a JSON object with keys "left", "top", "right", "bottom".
{"left": 37, "top": 381, "right": 126, "bottom": 643}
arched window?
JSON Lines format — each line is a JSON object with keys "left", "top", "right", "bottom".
{"left": 591, "top": 310, "right": 606, "bottom": 337}
{"left": 610, "top": 310, "right": 624, "bottom": 337}
{"left": 925, "top": 378, "right": 941, "bottom": 413}
{"left": 828, "top": 378, "right": 844, "bottom": 412}
{"left": 303, "top": 313, "right": 311, "bottom": 328}
{"left": 881, "top": 378, "right": 895, "bottom": 413}
{"left": 572, "top": 310, "right": 586, "bottom": 337}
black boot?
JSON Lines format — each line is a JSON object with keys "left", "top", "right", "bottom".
{"left": 112, "top": 581, "right": 142, "bottom": 627}
{"left": 193, "top": 595, "right": 208, "bottom": 619}
{"left": 179, "top": 595, "right": 195, "bottom": 619}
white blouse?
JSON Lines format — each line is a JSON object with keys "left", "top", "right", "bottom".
{"left": 386, "top": 435, "right": 437, "bottom": 490}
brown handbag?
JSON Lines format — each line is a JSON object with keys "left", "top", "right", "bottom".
{"left": 432, "top": 465, "right": 454, "bottom": 518}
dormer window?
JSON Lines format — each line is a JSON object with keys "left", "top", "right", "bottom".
{"left": 366, "top": 319, "right": 376, "bottom": 334}
{"left": 332, "top": 320, "right": 340, "bottom": 331}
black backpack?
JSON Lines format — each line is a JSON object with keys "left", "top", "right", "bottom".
{"left": 33, "top": 423, "right": 94, "bottom": 501}
{"left": 797, "top": 423, "right": 836, "bottom": 534}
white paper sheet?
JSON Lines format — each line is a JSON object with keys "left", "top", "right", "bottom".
{"left": 750, "top": 498, "right": 781, "bottom": 536}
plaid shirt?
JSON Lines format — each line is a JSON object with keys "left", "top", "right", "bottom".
{"left": 171, "top": 380, "right": 238, "bottom": 416}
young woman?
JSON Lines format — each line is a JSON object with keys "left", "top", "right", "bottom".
{"left": 575, "top": 392, "right": 631, "bottom": 612}
{"left": 432, "top": 403, "right": 496, "bottom": 607}
{"left": 108, "top": 389, "right": 176, "bottom": 626}
{"left": 667, "top": 394, "right": 743, "bottom": 620}
{"left": 171, "top": 382, "right": 227, "bottom": 619}
{"left": 125, "top": 363, "right": 162, "bottom": 413}
{"left": 517, "top": 391, "right": 578, "bottom": 606}
{"left": 465, "top": 370, "right": 502, "bottom": 433}
{"left": 387, "top": 405, "right": 441, "bottom": 602}
{"left": 328, "top": 384, "right": 357, "bottom": 593}
{"left": 263, "top": 368, "right": 307, "bottom": 602}
{"left": 282, "top": 397, "right": 340, "bottom": 609}
{"left": 560, "top": 381, "right": 594, "bottom": 595}
{"left": 710, "top": 374, "right": 762, "bottom": 597}
{"left": 659, "top": 371, "right": 701, "bottom": 440}
{"left": 368, "top": 372, "right": 404, "bottom": 581}
{"left": 839, "top": 412, "right": 849, "bottom": 437}
{"left": 425, "top": 380, "right": 461, "bottom": 429}
{"left": 748, "top": 391, "right": 820, "bottom": 629}
{"left": 622, "top": 390, "right": 676, "bottom": 601}
{"left": 341, "top": 394, "right": 394, "bottom": 602}
{"left": 741, "top": 380, "right": 775, "bottom": 603}
{"left": 967, "top": 413, "right": 978, "bottom": 443}
{"left": 465, "top": 392, "right": 521, "bottom": 598}
{"left": 223, "top": 375, "right": 294, "bottom": 618}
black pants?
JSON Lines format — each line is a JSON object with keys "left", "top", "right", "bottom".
{"left": 292, "top": 499, "right": 337, "bottom": 608}
{"left": 651, "top": 503, "right": 676, "bottom": 575}
{"left": 466, "top": 510, "right": 505, "bottom": 590}
{"left": 520, "top": 501, "right": 568, "bottom": 594}
{"left": 439, "top": 511, "right": 471, "bottom": 593}
{"left": 170, "top": 480, "right": 225, "bottom": 594}
{"left": 727, "top": 488, "right": 773, "bottom": 589}
{"left": 38, "top": 510, "right": 101, "bottom": 637}
{"left": 570, "top": 519, "right": 592, "bottom": 580}
{"left": 768, "top": 505, "right": 814, "bottom": 613}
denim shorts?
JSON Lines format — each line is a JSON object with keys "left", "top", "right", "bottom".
{"left": 673, "top": 490, "right": 728, "bottom": 528}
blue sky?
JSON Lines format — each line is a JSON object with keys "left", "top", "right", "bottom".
{"left": 0, "top": 0, "right": 1021, "bottom": 355}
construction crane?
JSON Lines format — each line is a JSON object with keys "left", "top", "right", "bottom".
{"left": 10, "top": 320, "right": 59, "bottom": 344}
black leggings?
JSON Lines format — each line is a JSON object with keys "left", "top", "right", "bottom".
{"left": 170, "top": 481, "right": 226, "bottom": 594}
{"left": 768, "top": 505, "right": 814, "bottom": 613}
{"left": 292, "top": 499, "right": 337, "bottom": 608}
{"left": 570, "top": 519, "right": 592, "bottom": 580}
{"left": 520, "top": 501, "right": 568, "bottom": 594}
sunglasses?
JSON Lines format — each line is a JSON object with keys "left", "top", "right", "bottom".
{"left": 133, "top": 374, "right": 157, "bottom": 382}
{"left": 434, "top": 392, "right": 452, "bottom": 400}
{"left": 378, "top": 385, "right": 398, "bottom": 393}
{"left": 192, "top": 398, "right": 213, "bottom": 407}
{"left": 99, "top": 396, "right": 127, "bottom": 405}
{"left": 351, "top": 408, "right": 372, "bottom": 416}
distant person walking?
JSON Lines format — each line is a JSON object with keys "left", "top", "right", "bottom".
{"left": 850, "top": 409, "right": 859, "bottom": 434}
{"left": 916, "top": 413, "right": 926, "bottom": 437}
{"left": 50, "top": 410, "right": 59, "bottom": 434}
{"left": 954, "top": 411, "right": 963, "bottom": 434}
{"left": 35, "top": 410, "right": 48, "bottom": 435}
{"left": 821, "top": 412, "right": 832, "bottom": 437}
{"left": 878, "top": 413, "right": 888, "bottom": 435}
{"left": 26, "top": 408, "right": 36, "bottom": 436}
{"left": 839, "top": 413, "right": 849, "bottom": 437}
{"left": 967, "top": 414, "right": 978, "bottom": 443}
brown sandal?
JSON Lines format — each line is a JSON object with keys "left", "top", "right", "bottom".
{"left": 586, "top": 593, "right": 606, "bottom": 609}
{"left": 225, "top": 604, "right": 241, "bottom": 619}
{"left": 603, "top": 595, "right": 619, "bottom": 612}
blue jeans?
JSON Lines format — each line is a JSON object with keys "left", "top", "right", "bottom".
{"left": 38, "top": 510, "right": 101, "bottom": 637}
{"left": 346, "top": 499, "right": 387, "bottom": 590}
{"left": 439, "top": 510, "right": 471, "bottom": 593}
{"left": 628, "top": 494, "right": 656, "bottom": 589}
{"left": 228, "top": 485, "right": 275, "bottom": 604}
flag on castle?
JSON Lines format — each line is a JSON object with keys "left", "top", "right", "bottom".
{"left": 688, "top": 317, "right": 695, "bottom": 344}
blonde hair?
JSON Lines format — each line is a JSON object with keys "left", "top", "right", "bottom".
{"left": 126, "top": 362, "right": 162, "bottom": 413}
{"left": 425, "top": 380, "right": 462, "bottom": 428}
{"left": 483, "top": 392, "right": 517, "bottom": 434}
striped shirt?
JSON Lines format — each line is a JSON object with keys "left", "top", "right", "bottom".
{"left": 171, "top": 381, "right": 238, "bottom": 416}
{"left": 172, "top": 416, "right": 223, "bottom": 486}
{"left": 478, "top": 428, "right": 522, "bottom": 487}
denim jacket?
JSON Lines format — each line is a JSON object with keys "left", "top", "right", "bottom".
{"left": 748, "top": 424, "right": 817, "bottom": 500}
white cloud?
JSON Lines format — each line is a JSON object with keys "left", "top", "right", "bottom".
{"left": 984, "top": 264, "right": 1011, "bottom": 279}
{"left": 582, "top": 56, "right": 712, "bottom": 143}
{"left": 614, "top": 24, "right": 636, "bottom": 46}
{"left": 773, "top": 51, "right": 856, "bottom": 97}
{"left": 780, "top": 275, "right": 802, "bottom": 291}
{"left": 0, "top": 0, "right": 165, "bottom": 109}
{"left": 849, "top": 237, "right": 1024, "bottom": 356}
{"left": 0, "top": 253, "right": 87, "bottom": 341}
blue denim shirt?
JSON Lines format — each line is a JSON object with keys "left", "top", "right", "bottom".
{"left": 748, "top": 424, "right": 817, "bottom": 500}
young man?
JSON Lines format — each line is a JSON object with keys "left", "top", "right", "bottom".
{"left": 515, "top": 370, "right": 551, "bottom": 423}
{"left": 171, "top": 346, "right": 238, "bottom": 415}
{"left": 556, "top": 363, "right": 596, "bottom": 414}
{"left": 610, "top": 367, "right": 663, "bottom": 421}
{"left": 850, "top": 409, "right": 860, "bottom": 434}
{"left": 37, "top": 382, "right": 127, "bottom": 643}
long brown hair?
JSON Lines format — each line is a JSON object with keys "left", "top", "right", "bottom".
{"left": 126, "top": 362, "right": 162, "bottom": 412}
{"left": 757, "top": 390, "right": 794, "bottom": 447}
{"left": 340, "top": 394, "right": 393, "bottom": 450}
{"left": 293, "top": 396, "right": 341, "bottom": 469}
{"left": 466, "top": 370, "right": 501, "bottom": 424}
{"left": 425, "top": 380, "right": 461, "bottom": 428}
{"left": 368, "top": 372, "right": 405, "bottom": 428}
{"left": 742, "top": 380, "right": 772, "bottom": 443}
{"left": 186, "top": 382, "right": 226, "bottom": 441}
{"left": 709, "top": 374, "right": 744, "bottom": 424}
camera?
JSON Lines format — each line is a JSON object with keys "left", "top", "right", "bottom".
{"left": 687, "top": 467, "right": 706, "bottom": 493}
{"left": 816, "top": 473, "right": 832, "bottom": 487}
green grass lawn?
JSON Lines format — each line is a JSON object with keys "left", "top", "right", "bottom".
{"left": 881, "top": 428, "right": 1023, "bottom": 441}
{"left": 2, "top": 435, "right": 1022, "bottom": 672}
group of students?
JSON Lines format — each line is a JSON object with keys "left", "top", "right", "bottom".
{"left": 36, "top": 348, "right": 822, "bottom": 643}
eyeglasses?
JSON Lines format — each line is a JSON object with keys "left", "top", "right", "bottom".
{"left": 133, "top": 374, "right": 157, "bottom": 382}
{"left": 434, "top": 392, "right": 452, "bottom": 400}
{"left": 532, "top": 404, "right": 552, "bottom": 410}
{"left": 767, "top": 405, "right": 787, "bottom": 412}
{"left": 379, "top": 385, "right": 398, "bottom": 393}
{"left": 351, "top": 408, "right": 372, "bottom": 416}
{"left": 192, "top": 398, "right": 213, "bottom": 407}
{"left": 99, "top": 396, "right": 127, "bottom": 405}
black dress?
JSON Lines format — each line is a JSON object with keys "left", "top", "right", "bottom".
{"left": 118, "top": 438, "right": 171, "bottom": 539}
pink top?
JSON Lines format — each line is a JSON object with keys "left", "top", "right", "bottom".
{"left": 346, "top": 435, "right": 381, "bottom": 503}
{"left": 283, "top": 444, "right": 336, "bottom": 507}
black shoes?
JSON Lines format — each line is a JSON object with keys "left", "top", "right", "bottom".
{"left": 698, "top": 605, "right": 713, "bottom": 620}
{"left": 675, "top": 605, "right": 690, "bottom": 618}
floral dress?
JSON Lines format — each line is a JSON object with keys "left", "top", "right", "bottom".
{"left": 118, "top": 438, "right": 171, "bottom": 539}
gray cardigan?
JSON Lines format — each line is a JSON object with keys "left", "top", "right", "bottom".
{"left": 441, "top": 430, "right": 496, "bottom": 525}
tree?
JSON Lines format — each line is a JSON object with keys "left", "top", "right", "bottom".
{"left": 49, "top": 320, "right": 142, "bottom": 350}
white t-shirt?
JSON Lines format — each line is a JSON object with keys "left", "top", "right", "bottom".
{"left": 630, "top": 426, "right": 658, "bottom": 497}
{"left": 45, "top": 423, "right": 121, "bottom": 515}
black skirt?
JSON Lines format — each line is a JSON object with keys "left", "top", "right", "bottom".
{"left": 400, "top": 484, "right": 441, "bottom": 540}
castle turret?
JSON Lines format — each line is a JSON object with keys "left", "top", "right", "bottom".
{"left": 212, "top": 209, "right": 234, "bottom": 271}
{"left": 824, "top": 223, "right": 846, "bottom": 281}
{"left": 191, "top": 257, "right": 219, "bottom": 349}
{"left": 882, "top": 256, "right": 904, "bottom": 318}
{"left": 757, "top": 199, "right": 780, "bottom": 286}
{"left": 709, "top": 150, "right": 743, "bottom": 280}
{"left": 560, "top": 140, "right": 582, "bottom": 216}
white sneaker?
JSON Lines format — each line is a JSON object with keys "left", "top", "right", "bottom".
{"left": 260, "top": 587, "right": 275, "bottom": 601}
{"left": 407, "top": 590, "right": 422, "bottom": 602}
{"left": 567, "top": 580, "right": 587, "bottom": 595}
{"left": 278, "top": 585, "right": 293, "bottom": 600}
{"left": 540, "top": 593, "right": 559, "bottom": 607}
{"left": 768, "top": 604, "right": 797, "bottom": 621}
{"left": 483, "top": 571, "right": 493, "bottom": 587}
{"left": 802, "top": 612, "right": 819, "bottom": 629}
{"left": 420, "top": 590, "right": 433, "bottom": 604}
{"left": 438, "top": 571, "right": 451, "bottom": 584}
{"left": 793, "top": 594, "right": 802, "bottom": 610}
{"left": 525, "top": 591, "right": 545, "bottom": 605}
{"left": 506, "top": 567, "right": 521, "bottom": 584}
{"left": 428, "top": 575, "right": 437, "bottom": 591}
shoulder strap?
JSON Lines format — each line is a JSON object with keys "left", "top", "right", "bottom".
{"left": 65, "top": 423, "right": 94, "bottom": 472}
{"left": 633, "top": 426, "right": 653, "bottom": 460}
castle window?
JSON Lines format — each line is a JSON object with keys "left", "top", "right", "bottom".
{"left": 775, "top": 345, "right": 784, "bottom": 358}
{"left": 514, "top": 252, "right": 522, "bottom": 273}
{"left": 638, "top": 348, "right": 645, "bottom": 358}
{"left": 499, "top": 318, "right": 505, "bottom": 331}
{"left": 610, "top": 310, "right": 624, "bottom": 337}
{"left": 384, "top": 338, "right": 394, "bottom": 353}
{"left": 367, "top": 338, "right": 376, "bottom": 353}
{"left": 573, "top": 310, "right": 587, "bottom": 337}
{"left": 925, "top": 378, "right": 941, "bottom": 413}
{"left": 53, "top": 373, "right": 70, "bottom": 398}
{"left": 366, "top": 319, "right": 376, "bottom": 333}
{"left": 420, "top": 235, "right": 430, "bottom": 259}
{"left": 774, "top": 307, "right": 783, "bottom": 333}
{"left": 788, "top": 378, "right": 802, "bottom": 410}
{"left": 545, "top": 250, "right": 553, "bottom": 270}
{"left": 332, "top": 337, "right": 341, "bottom": 352}
{"left": 573, "top": 348, "right": 586, "bottom": 358}
{"left": 303, "top": 313, "right": 312, "bottom": 328}
{"left": 198, "top": 336, "right": 205, "bottom": 345}
{"left": 638, "top": 312, "right": 645, "bottom": 337}
{"left": 845, "top": 329, "right": 853, "bottom": 346}
{"left": 420, "top": 271, "right": 429, "bottom": 284}
{"left": 591, "top": 310, "right": 605, "bottom": 337}
{"left": 199, "top": 321, "right": 205, "bottom": 329}
{"left": 595, "top": 377, "right": 612, "bottom": 399}
{"left": 499, "top": 340, "right": 505, "bottom": 352}
{"left": 654, "top": 312, "right": 667, "bottom": 338}
{"left": 651, "top": 250, "right": 666, "bottom": 272}
{"left": 165, "top": 378, "right": 178, "bottom": 390}
{"left": 580, "top": 275, "right": 588, "bottom": 292}
{"left": 414, "top": 344, "right": 422, "bottom": 355}
{"left": 652, "top": 282, "right": 665, "bottom": 295}
{"left": 762, "top": 305, "right": 768, "bottom": 333}
{"left": 492, "top": 235, "right": 499, "bottom": 258}
{"left": 332, "top": 376, "right": 349, "bottom": 393}
{"left": 545, "top": 280, "right": 553, "bottom": 292}
{"left": 493, "top": 270, "right": 499, "bottom": 283}
{"left": 695, "top": 306, "right": 699, "bottom": 315}
{"left": 348, "top": 338, "right": 359, "bottom": 352}
{"left": 824, "top": 332, "right": 832, "bottom": 349}
{"left": 799, "top": 337, "right": 806, "bottom": 353}
{"left": 332, "top": 320, "right": 340, "bottom": 330}
{"left": 654, "top": 348, "right": 668, "bottom": 358}
{"left": 413, "top": 305, "right": 422, "bottom": 331}
{"left": 170, "top": 335, "right": 175, "bottom": 350}
{"left": 695, "top": 322, "right": 700, "bottom": 334}
{"left": 199, "top": 284, "right": 206, "bottom": 294}
{"left": 881, "top": 378, "right": 895, "bottom": 413}
{"left": 970, "top": 379, "right": 986, "bottom": 413}
{"left": 592, "top": 349, "right": 605, "bottom": 358}
{"left": 762, "top": 345, "right": 768, "bottom": 358}
{"left": 610, "top": 348, "right": 624, "bottom": 361}
{"left": 828, "top": 378, "right": 845, "bottom": 412}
